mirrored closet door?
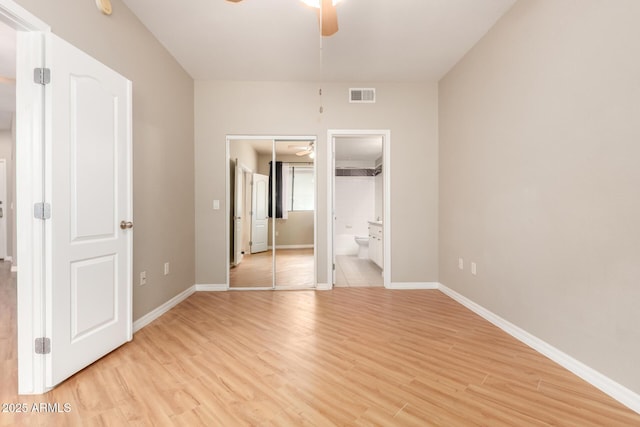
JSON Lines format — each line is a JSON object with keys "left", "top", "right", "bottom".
{"left": 228, "top": 137, "right": 316, "bottom": 289}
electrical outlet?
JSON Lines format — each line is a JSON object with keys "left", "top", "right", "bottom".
{"left": 471, "top": 262, "right": 477, "bottom": 276}
{"left": 164, "top": 262, "right": 170, "bottom": 275}
{"left": 139, "top": 271, "right": 147, "bottom": 286}
{"left": 458, "top": 258, "right": 464, "bottom": 270}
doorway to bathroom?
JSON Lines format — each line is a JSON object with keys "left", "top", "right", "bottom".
{"left": 327, "top": 130, "right": 391, "bottom": 288}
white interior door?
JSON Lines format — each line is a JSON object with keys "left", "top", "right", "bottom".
{"left": 233, "top": 159, "right": 243, "bottom": 265}
{"left": 251, "top": 173, "right": 269, "bottom": 253}
{"left": 47, "top": 34, "right": 132, "bottom": 387}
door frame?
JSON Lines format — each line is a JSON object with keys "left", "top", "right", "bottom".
{"left": 327, "top": 129, "right": 391, "bottom": 288}
{"left": 0, "top": 0, "right": 51, "bottom": 394}
{"left": 233, "top": 160, "right": 252, "bottom": 266}
{"left": 0, "top": 158, "right": 7, "bottom": 259}
{"left": 226, "top": 135, "right": 317, "bottom": 290}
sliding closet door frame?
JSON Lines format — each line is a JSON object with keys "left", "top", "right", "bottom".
{"left": 226, "top": 135, "right": 317, "bottom": 290}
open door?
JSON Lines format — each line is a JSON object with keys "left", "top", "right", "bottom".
{"left": 47, "top": 34, "right": 132, "bottom": 387}
{"left": 251, "top": 173, "right": 269, "bottom": 253}
{"left": 233, "top": 159, "right": 243, "bottom": 265}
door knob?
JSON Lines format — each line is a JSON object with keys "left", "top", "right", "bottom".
{"left": 120, "top": 221, "right": 133, "bottom": 230}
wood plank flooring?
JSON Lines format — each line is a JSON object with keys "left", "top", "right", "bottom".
{"left": 230, "top": 249, "right": 314, "bottom": 288}
{"left": 2, "top": 261, "right": 640, "bottom": 425}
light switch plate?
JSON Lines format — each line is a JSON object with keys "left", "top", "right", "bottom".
{"left": 213, "top": 200, "right": 220, "bottom": 210}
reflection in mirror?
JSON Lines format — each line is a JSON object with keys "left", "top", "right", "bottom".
{"left": 229, "top": 139, "right": 273, "bottom": 288}
{"left": 229, "top": 138, "right": 316, "bottom": 289}
{"left": 273, "top": 140, "right": 315, "bottom": 289}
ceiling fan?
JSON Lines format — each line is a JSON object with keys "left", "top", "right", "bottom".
{"left": 226, "top": 0, "right": 340, "bottom": 36}
{"left": 290, "top": 142, "right": 315, "bottom": 158}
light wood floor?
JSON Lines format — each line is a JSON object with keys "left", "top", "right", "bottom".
{"left": 2, "top": 262, "right": 640, "bottom": 425}
{"left": 230, "top": 248, "right": 314, "bottom": 288}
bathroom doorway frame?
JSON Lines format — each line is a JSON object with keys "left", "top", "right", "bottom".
{"left": 327, "top": 129, "right": 391, "bottom": 288}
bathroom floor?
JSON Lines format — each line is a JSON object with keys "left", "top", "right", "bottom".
{"left": 334, "top": 255, "right": 384, "bottom": 287}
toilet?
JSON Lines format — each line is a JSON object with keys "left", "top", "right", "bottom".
{"left": 354, "top": 236, "right": 369, "bottom": 259}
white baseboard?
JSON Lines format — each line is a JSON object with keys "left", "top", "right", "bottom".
{"left": 387, "top": 282, "right": 439, "bottom": 290}
{"left": 133, "top": 285, "right": 196, "bottom": 333}
{"left": 195, "top": 284, "right": 228, "bottom": 292}
{"left": 315, "top": 282, "right": 332, "bottom": 291}
{"left": 438, "top": 283, "right": 640, "bottom": 415}
{"left": 267, "top": 244, "right": 314, "bottom": 250}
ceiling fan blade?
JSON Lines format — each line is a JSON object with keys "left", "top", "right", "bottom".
{"left": 320, "top": 0, "right": 338, "bottom": 36}
{"left": 226, "top": 0, "right": 243, "bottom": 3}
{"left": 296, "top": 151, "right": 310, "bottom": 156}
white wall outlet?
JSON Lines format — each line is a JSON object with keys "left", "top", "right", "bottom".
{"left": 213, "top": 199, "right": 220, "bottom": 210}
{"left": 139, "top": 271, "right": 147, "bottom": 286}
{"left": 458, "top": 258, "right": 464, "bottom": 270}
{"left": 471, "top": 262, "right": 477, "bottom": 276}
{"left": 164, "top": 262, "right": 170, "bottom": 275}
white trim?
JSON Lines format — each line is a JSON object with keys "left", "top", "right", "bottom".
{"left": 132, "top": 286, "right": 196, "bottom": 333}
{"left": 387, "top": 282, "right": 439, "bottom": 290}
{"left": 438, "top": 283, "right": 640, "bottom": 414}
{"left": 0, "top": 0, "right": 49, "bottom": 30}
{"left": 267, "top": 244, "right": 314, "bottom": 250}
{"left": 229, "top": 287, "right": 272, "bottom": 291}
{"left": 195, "top": 284, "right": 228, "bottom": 292}
{"left": 327, "top": 130, "right": 391, "bottom": 289}
{"left": 0, "top": 159, "right": 7, "bottom": 260}
{"left": 315, "top": 282, "right": 332, "bottom": 291}
{"left": 7, "top": 1, "right": 50, "bottom": 394}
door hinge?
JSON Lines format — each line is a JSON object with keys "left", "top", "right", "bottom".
{"left": 249, "top": 241, "right": 253, "bottom": 246}
{"left": 34, "top": 202, "right": 51, "bottom": 220}
{"left": 35, "top": 337, "right": 51, "bottom": 355}
{"left": 34, "top": 67, "right": 51, "bottom": 85}
{"left": 333, "top": 263, "right": 336, "bottom": 270}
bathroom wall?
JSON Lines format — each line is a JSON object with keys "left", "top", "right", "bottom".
{"left": 335, "top": 175, "right": 375, "bottom": 255}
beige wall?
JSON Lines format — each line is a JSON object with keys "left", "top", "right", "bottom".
{"left": 439, "top": 0, "right": 640, "bottom": 394}
{"left": 15, "top": 0, "right": 195, "bottom": 321}
{"left": 195, "top": 81, "right": 439, "bottom": 285}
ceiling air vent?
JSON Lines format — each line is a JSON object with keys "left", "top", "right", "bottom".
{"left": 349, "top": 88, "right": 376, "bottom": 103}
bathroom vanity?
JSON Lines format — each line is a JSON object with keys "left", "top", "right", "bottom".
{"left": 368, "top": 221, "right": 383, "bottom": 269}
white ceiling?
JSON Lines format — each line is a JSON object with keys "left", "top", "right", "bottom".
{"left": 122, "top": 0, "right": 516, "bottom": 82}
{"left": 0, "top": 0, "right": 517, "bottom": 131}
{"left": 335, "top": 136, "right": 382, "bottom": 161}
